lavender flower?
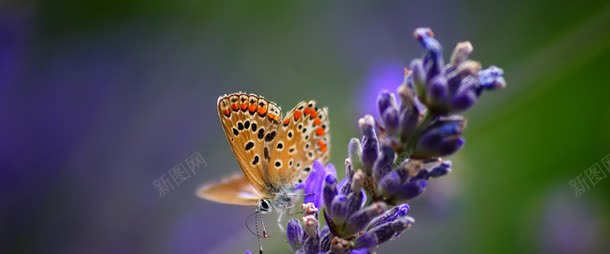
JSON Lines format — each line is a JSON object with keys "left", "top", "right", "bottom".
{"left": 285, "top": 27, "right": 505, "bottom": 253}
{"left": 304, "top": 161, "right": 337, "bottom": 209}
{"left": 409, "top": 28, "right": 505, "bottom": 115}
{"left": 287, "top": 201, "right": 414, "bottom": 254}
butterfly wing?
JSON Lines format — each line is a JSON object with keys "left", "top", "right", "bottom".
{"left": 196, "top": 173, "right": 263, "bottom": 206}
{"left": 217, "top": 93, "right": 282, "bottom": 197}
{"left": 266, "top": 100, "right": 331, "bottom": 186}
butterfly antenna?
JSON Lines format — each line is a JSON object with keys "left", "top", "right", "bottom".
{"left": 245, "top": 211, "right": 265, "bottom": 238}
{"left": 255, "top": 212, "right": 263, "bottom": 254}
{"left": 259, "top": 211, "right": 269, "bottom": 238}
{"left": 245, "top": 210, "right": 270, "bottom": 254}
{"left": 245, "top": 211, "right": 264, "bottom": 254}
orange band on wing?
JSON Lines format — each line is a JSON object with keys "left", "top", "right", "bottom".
{"left": 309, "top": 111, "right": 318, "bottom": 119}
{"left": 318, "top": 140, "right": 328, "bottom": 152}
{"left": 315, "top": 127, "right": 325, "bottom": 136}
{"left": 248, "top": 104, "right": 257, "bottom": 113}
{"left": 293, "top": 110, "right": 302, "bottom": 121}
{"left": 304, "top": 107, "right": 313, "bottom": 116}
{"left": 268, "top": 113, "right": 279, "bottom": 121}
{"left": 257, "top": 107, "right": 267, "bottom": 116}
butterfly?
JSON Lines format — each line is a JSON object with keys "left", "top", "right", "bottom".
{"left": 197, "top": 92, "right": 331, "bottom": 216}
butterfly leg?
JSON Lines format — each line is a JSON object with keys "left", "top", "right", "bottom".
{"left": 246, "top": 210, "right": 266, "bottom": 254}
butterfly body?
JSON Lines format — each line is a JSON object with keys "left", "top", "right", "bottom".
{"left": 198, "top": 92, "right": 331, "bottom": 214}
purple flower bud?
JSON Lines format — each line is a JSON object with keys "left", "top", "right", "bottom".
{"left": 479, "top": 66, "right": 506, "bottom": 90}
{"left": 287, "top": 219, "right": 304, "bottom": 251}
{"left": 413, "top": 27, "right": 442, "bottom": 57}
{"left": 367, "top": 204, "right": 410, "bottom": 230}
{"left": 410, "top": 168, "right": 430, "bottom": 181}
{"left": 352, "top": 231, "right": 379, "bottom": 249}
{"left": 399, "top": 159, "right": 423, "bottom": 181}
{"left": 330, "top": 195, "right": 349, "bottom": 225}
{"left": 339, "top": 176, "right": 352, "bottom": 195}
{"left": 302, "top": 233, "right": 319, "bottom": 254}
{"left": 424, "top": 52, "right": 444, "bottom": 82}
{"left": 381, "top": 106, "right": 399, "bottom": 135}
{"left": 349, "top": 249, "right": 369, "bottom": 254}
{"left": 409, "top": 59, "right": 426, "bottom": 95}
{"left": 450, "top": 41, "right": 473, "bottom": 66}
{"left": 396, "top": 160, "right": 412, "bottom": 182}
{"left": 437, "top": 137, "right": 465, "bottom": 157}
{"left": 414, "top": 117, "right": 466, "bottom": 158}
{"left": 426, "top": 76, "right": 449, "bottom": 108}
{"left": 397, "top": 74, "right": 418, "bottom": 107}
{"left": 377, "top": 90, "right": 397, "bottom": 118}
{"left": 345, "top": 190, "right": 365, "bottom": 218}
{"left": 331, "top": 237, "right": 350, "bottom": 254}
{"left": 447, "top": 60, "right": 481, "bottom": 96}
{"left": 373, "top": 145, "right": 396, "bottom": 182}
{"left": 378, "top": 170, "right": 402, "bottom": 196}
{"left": 348, "top": 138, "right": 363, "bottom": 174}
{"left": 398, "top": 97, "right": 426, "bottom": 142}
{"left": 351, "top": 169, "right": 365, "bottom": 193}
{"left": 304, "top": 161, "right": 337, "bottom": 208}
{"left": 359, "top": 115, "right": 379, "bottom": 174}
{"left": 244, "top": 249, "right": 252, "bottom": 254}
{"left": 319, "top": 226, "right": 332, "bottom": 252}
{"left": 323, "top": 174, "right": 338, "bottom": 211}
{"left": 345, "top": 202, "right": 386, "bottom": 235}
{"left": 451, "top": 87, "right": 477, "bottom": 112}
{"left": 369, "top": 216, "right": 415, "bottom": 244}
{"left": 414, "top": 28, "right": 445, "bottom": 85}
{"left": 395, "top": 179, "right": 427, "bottom": 200}
{"left": 428, "top": 160, "right": 452, "bottom": 177}
{"left": 359, "top": 115, "right": 376, "bottom": 139}
{"left": 302, "top": 215, "right": 319, "bottom": 238}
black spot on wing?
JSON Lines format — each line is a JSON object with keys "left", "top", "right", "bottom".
{"left": 245, "top": 141, "right": 254, "bottom": 151}
{"left": 264, "top": 147, "right": 270, "bottom": 159}
{"left": 265, "top": 131, "right": 276, "bottom": 142}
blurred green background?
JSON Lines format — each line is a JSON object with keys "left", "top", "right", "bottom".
{"left": 2, "top": 0, "right": 610, "bottom": 253}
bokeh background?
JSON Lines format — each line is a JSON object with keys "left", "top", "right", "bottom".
{"left": 3, "top": 0, "right": 610, "bottom": 253}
